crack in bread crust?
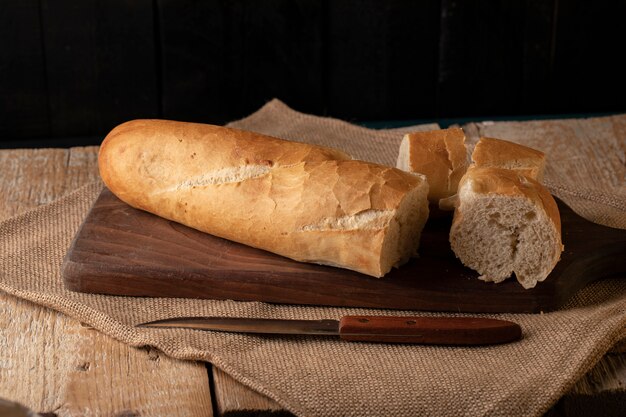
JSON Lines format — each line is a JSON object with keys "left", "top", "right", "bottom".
{"left": 299, "top": 209, "right": 395, "bottom": 232}
{"left": 160, "top": 165, "right": 272, "bottom": 191}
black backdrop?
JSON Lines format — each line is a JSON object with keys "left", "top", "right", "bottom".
{"left": 1, "top": 0, "right": 625, "bottom": 147}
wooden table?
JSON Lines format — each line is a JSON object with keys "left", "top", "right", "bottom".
{"left": 1, "top": 122, "right": 625, "bottom": 416}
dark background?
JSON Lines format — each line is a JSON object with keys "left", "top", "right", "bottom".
{"left": 1, "top": 0, "right": 625, "bottom": 148}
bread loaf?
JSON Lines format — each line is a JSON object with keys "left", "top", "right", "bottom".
{"left": 472, "top": 137, "right": 546, "bottom": 181}
{"left": 449, "top": 167, "right": 563, "bottom": 289}
{"left": 396, "top": 128, "right": 468, "bottom": 204}
{"left": 99, "top": 119, "right": 430, "bottom": 278}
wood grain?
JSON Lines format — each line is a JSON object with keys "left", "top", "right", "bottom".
{"left": 1, "top": 134, "right": 626, "bottom": 415}
{"left": 0, "top": 295, "right": 213, "bottom": 416}
{"left": 338, "top": 316, "right": 521, "bottom": 345}
{"left": 0, "top": 147, "right": 100, "bottom": 219}
{"left": 0, "top": 147, "right": 213, "bottom": 416}
{"left": 62, "top": 188, "right": 625, "bottom": 313}
{"left": 63, "top": 327, "right": 213, "bottom": 416}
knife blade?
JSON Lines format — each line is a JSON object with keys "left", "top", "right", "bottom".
{"left": 138, "top": 315, "right": 522, "bottom": 345}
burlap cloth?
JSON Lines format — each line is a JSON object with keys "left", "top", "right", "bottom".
{"left": 1, "top": 99, "right": 625, "bottom": 416}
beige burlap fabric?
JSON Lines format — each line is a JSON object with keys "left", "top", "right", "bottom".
{"left": 1, "top": 99, "right": 625, "bottom": 417}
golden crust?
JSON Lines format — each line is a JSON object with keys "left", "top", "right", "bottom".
{"left": 457, "top": 166, "right": 561, "bottom": 233}
{"left": 398, "top": 128, "right": 468, "bottom": 202}
{"left": 99, "top": 119, "right": 429, "bottom": 277}
{"left": 472, "top": 137, "right": 546, "bottom": 181}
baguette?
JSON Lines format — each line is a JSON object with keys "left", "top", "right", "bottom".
{"left": 449, "top": 166, "right": 563, "bottom": 289}
{"left": 99, "top": 119, "right": 430, "bottom": 278}
{"left": 396, "top": 128, "right": 468, "bottom": 204}
{"left": 472, "top": 137, "right": 546, "bottom": 182}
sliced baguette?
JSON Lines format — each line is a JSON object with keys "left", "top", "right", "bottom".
{"left": 472, "top": 137, "right": 546, "bottom": 182}
{"left": 99, "top": 119, "right": 430, "bottom": 278}
{"left": 396, "top": 128, "right": 468, "bottom": 204}
{"left": 449, "top": 167, "right": 563, "bottom": 289}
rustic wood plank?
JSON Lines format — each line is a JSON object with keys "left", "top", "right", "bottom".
{"left": 63, "top": 188, "right": 625, "bottom": 314}
{"left": 40, "top": 0, "right": 158, "bottom": 137}
{"left": 0, "top": 147, "right": 212, "bottom": 416}
{"left": 1, "top": 127, "right": 625, "bottom": 416}
{"left": 0, "top": 147, "right": 100, "bottom": 219}
{"left": 0, "top": 398, "right": 48, "bottom": 417}
{"left": 0, "top": 295, "right": 213, "bottom": 416}
{"left": 0, "top": 0, "right": 49, "bottom": 139}
{"left": 327, "top": 0, "right": 440, "bottom": 121}
{"left": 158, "top": 0, "right": 325, "bottom": 125}
{"left": 63, "top": 324, "right": 213, "bottom": 416}
{"left": 212, "top": 367, "right": 288, "bottom": 416}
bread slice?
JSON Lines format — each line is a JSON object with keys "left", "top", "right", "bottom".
{"left": 449, "top": 167, "right": 563, "bottom": 289}
{"left": 472, "top": 137, "right": 546, "bottom": 182}
{"left": 99, "top": 119, "right": 430, "bottom": 278}
{"left": 396, "top": 128, "right": 468, "bottom": 204}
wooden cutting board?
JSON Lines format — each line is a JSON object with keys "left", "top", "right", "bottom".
{"left": 61, "top": 188, "right": 625, "bottom": 313}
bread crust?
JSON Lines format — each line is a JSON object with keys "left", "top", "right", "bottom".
{"left": 396, "top": 128, "right": 468, "bottom": 203}
{"left": 458, "top": 167, "right": 560, "bottom": 232}
{"left": 451, "top": 167, "right": 563, "bottom": 288}
{"left": 99, "top": 120, "right": 429, "bottom": 277}
{"left": 472, "top": 137, "right": 546, "bottom": 181}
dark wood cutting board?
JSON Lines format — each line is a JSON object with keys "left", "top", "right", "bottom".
{"left": 61, "top": 188, "right": 626, "bottom": 313}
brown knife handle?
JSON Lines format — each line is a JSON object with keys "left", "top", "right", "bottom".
{"left": 339, "top": 315, "right": 522, "bottom": 345}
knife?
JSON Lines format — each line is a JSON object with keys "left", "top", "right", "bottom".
{"left": 138, "top": 315, "right": 522, "bottom": 345}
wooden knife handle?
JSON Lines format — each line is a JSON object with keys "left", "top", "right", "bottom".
{"left": 339, "top": 315, "right": 522, "bottom": 345}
